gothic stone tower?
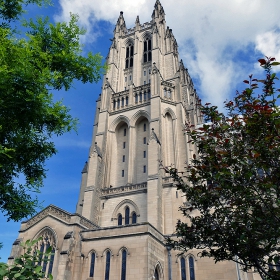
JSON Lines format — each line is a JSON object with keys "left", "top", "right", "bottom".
{"left": 76, "top": 0, "right": 202, "bottom": 235}
{"left": 9, "top": 1, "right": 255, "bottom": 279}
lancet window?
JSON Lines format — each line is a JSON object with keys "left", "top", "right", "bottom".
{"left": 125, "top": 206, "right": 130, "bottom": 225}
{"left": 105, "top": 251, "right": 111, "bottom": 280}
{"left": 121, "top": 249, "right": 127, "bottom": 280}
{"left": 118, "top": 214, "right": 122, "bottom": 226}
{"left": 89, "top": 252, "right": 96, "bottom": 277}
{"left": 189, "top": 256, "right": 195, "bottom": 280}
{"left": 180, "top": 257, "right": 187, "bottom": 280}
{"left": 132, "top": 212, "right": 137, "bottom": 224}
{"left": 125, "top": 43, "right": 134, "bottom": 68}
{"left": 143, "top": 37, "right": 152, "bottom": 63}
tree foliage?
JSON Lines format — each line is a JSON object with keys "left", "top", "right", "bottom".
{"left": 0, "top": 238, "right": 53, "bottom": 280}
{"left": 0, "top": 0, "right": 49, "bottom": 24}
{"left": 167, "top": 57, "right": 280, "bottom": 280}
{"left": 0, "top": 0, "right": 106, "bottom": 222}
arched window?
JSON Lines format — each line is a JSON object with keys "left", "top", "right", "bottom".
{"left": 122, "top": 97, "right": 124, "bottom": 107}
{"left": 118, "top": 214, "right": 122, "bottom": 226}
{"left": 35, "top": 229, "right": 56, "bottom": 278}
{"left": 132, "top": 212, "right": 137, "bottom": 224}
{"left": 125, "top": 43, "right": 134, "bottom": 68}
{"left": 147, "top": 91, "right": 151, "bottom": 99}
{"left": 139, "top": 92, "right": 142, "bottom": 102}
{"left": 189, "top": 256, "right": 195, "bottom": 280}
{"left": 135, "top": 93, "right": 138, "bottom": 103}
{"left": 180, "top": 257, "right": 187, "bottom": 280}
{"left": 144, "top": 38, "right": 152, "bottom": 63}
{"left": 164, "top": 88, "right": 167, "bottom": 97}
{"left": 144, "top": 92, "right": 147, "bottom": 101}
{"left": 89, "top": 252, "right": 95, "bottom": 277}
{"left": 117, "top": 99, "right": 120, "bottom": 108}
{"left": 154, "top": 268, "right": 159, "bottom": 280}
{"left": 105, "top": 251, "right": 111, "bottom": 280}
{"left": 121, "top": 250, "right": 127, "bottom": 280}
{"left": 113, "top": 100, "right": 116, "bottom": 110}
{"left": 125, "top": 206, "right": 130, "bottom": 225}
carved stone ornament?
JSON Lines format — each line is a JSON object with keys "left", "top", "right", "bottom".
{"left": 25, "top": 205, "right": 71, "bottom": 229}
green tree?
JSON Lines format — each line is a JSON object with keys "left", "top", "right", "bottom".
{"left": 0, "top": 0, "right": 106, "bottom": 222}
{"left": 0, "top": 238, "right": 54, "bottom": 280}
{"left": 167, "top": 57, "right": 280, "bottom": 280}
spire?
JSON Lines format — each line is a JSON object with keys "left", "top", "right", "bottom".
{"left": 179, "top": 59, "right": 185, "bottom": 71}
{"left": 117, "top": 11, "right": 125, "bottom": 26}
{"left": 165, "top": 26, "right": 172, "bottom": 38}
{"left": 152, "top": 0, "right": 165, "bottom": 21}
{"left": 135, "top": 15, "right": 140, "bottom": 30}
{"left": 114, "top": 11, "right": 127, "bottom": 36}
{"left": 154, "top": 0, "right": 162, "bottom": 10}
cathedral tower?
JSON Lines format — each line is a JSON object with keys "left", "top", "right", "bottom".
{"left": 76, "top": 1, "right": 202, "bottom": 234}
{"left": 9, "top": 2, "right": 253, "bottom": 279}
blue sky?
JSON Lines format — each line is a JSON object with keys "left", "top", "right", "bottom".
{"left": 1, "top": 0, "right": 280, "bottom": 261}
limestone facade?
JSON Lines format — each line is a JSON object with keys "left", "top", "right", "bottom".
{"left": 9, "top": 1, "right": 261, "bottom": 279}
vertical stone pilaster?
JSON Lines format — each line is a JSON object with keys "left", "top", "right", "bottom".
{"left": 147, "top": 129, "right": 162, "bottom": 231}
{"left": 128, "top": 125, "right": 135, "bottom": 184}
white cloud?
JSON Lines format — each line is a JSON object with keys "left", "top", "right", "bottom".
{"left": 56, "top": 0, "right": 280, "bottom": 109}
{"left": 255, "top": 31, "right": 280, "bottom": 72}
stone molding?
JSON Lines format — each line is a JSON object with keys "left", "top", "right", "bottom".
{"left": 25, "top": 206, "right": 71, "bottom": 229}
{"left": 22, "top": 205, "right": 97, "bottom": 231}
{"left": 101, "top": 183, "right": 147, "bottom": 199}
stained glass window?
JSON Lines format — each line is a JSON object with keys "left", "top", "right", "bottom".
{"left": 89, "top": 252, "right": 95, "bottom": 277}
{"left": 105, "top": 251, "right": 111, "bottom": 280}
{"left": 121, "top": 250, "right": 127, "bottom": 280}
{"left": 125, "top": 207, "right": 130, "bottom": 225}
{"left": 35, "top": 229, "right": 56, "bottom": 278}
{"left": 118, "top": 214, "right": 122, "bottom": 226}
{"left": 125, "top": 44, "right": 134, "bottom": 68}
{"left": 132, "top": 212, "right": 137, "bottom": 224}
{"left": 144, "top": 38, "right": 152, "bottom": 63}
{"left": 181, "top": 257, "right": 186, "bottom": 280}
{"left": 189, "top": 256, "right": 195, "bottom": 280}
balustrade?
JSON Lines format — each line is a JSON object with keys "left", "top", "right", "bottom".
{"left": 111, "top": 84, "right": 151, "bottom": 111}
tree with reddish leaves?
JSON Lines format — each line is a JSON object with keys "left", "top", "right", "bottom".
{"left": 167, "top": 57, "right": 280, "bottom": 280}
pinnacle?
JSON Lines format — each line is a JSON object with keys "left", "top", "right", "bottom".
{"left": 155, "top": 0, "right": 161, "bottom": 6}
{"left": 118, "top": 11, "right": 124, "bottom": 21}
